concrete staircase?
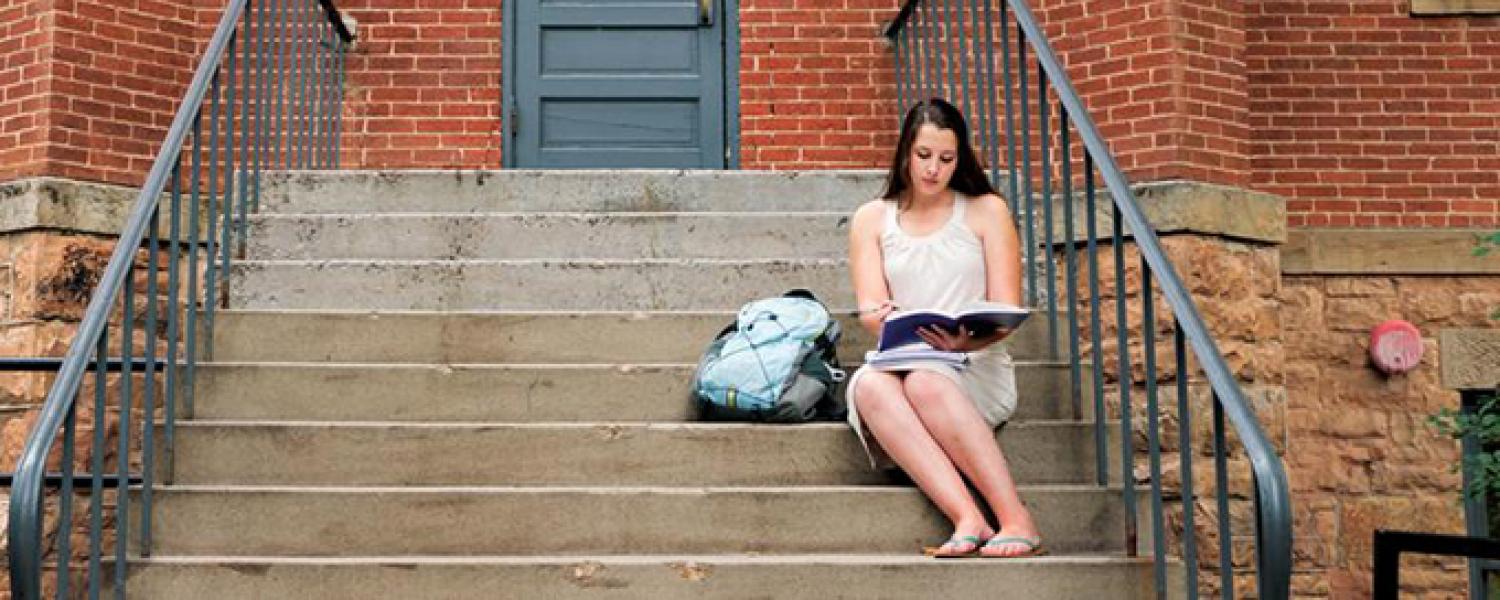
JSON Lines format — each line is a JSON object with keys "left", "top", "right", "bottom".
{"left": 123, "top": 170, "right": 1172, "bottom": 598}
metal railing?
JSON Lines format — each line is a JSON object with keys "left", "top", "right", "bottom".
{"left": 1373, "top": 530, "right": 1500, "bottom": 600}
{"left": 5, "top": 1, "right": 352, "bottom": 597}
{"left": 884, "top": 1, "right": 1292, "bottom": 598}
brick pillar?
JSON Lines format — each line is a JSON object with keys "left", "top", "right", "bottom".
{"left": 1039, "top": 0, "right": 1250, "bottom": 186}
{"left": 0, "top": 0, "right": 52, "bottom": 183}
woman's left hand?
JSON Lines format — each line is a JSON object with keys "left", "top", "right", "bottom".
{"left": 917, "top": 325, "right": 1009, "bottom": 353}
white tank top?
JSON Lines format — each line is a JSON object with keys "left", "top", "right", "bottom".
{"left": 879, "top": 194, "right": 986, "bottom": 313}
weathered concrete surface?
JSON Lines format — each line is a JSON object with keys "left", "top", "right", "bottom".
{"left": 260, "top": 170, "right": 886, "bottom": 214}
{"left": 245, "top": 212, "right": 852, "bottom": 260}
{"left": 208, "top": 310, "right": 1062, "bottom": 364}
{"left": 115, "top": 555, "right": 1182, "bottom": 600}
{"left": 170, "top": 420, "right": 1110, "bottom": 486}
{"left": 143, "top": 485, "right": 1138, "bottom": 556}
{"left": 228, "top": 259, "right": 854, "bottom": 310}
{"left": 125, "top": 169, "right": 1160, "bottom": 600}
{"left": 190, "top": 362, "right": 1090, "bottom": 422}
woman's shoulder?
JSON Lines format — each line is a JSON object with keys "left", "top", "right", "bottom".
{"left": 850, "top": 198, "right": 891, "bottom": 232}
{"left": 960, "top": 192, "right": 1017, "bottom": 240}
{"left": 962, "top": 192, "right": 1012, "bottom": 217}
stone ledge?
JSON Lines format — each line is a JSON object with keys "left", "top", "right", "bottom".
{"left": 1284, "top": 229, "right": 1500, "bottom": 275}
{"left": 1046, "top": 180, "right": 1286, "bottom": 246}
{"left": 1441, "top": 329, "right": 1500, "bottom": 391}
{"left": 0, "top": 177, "right": 139, "bottom": 236}
{"left": 1412, "top": 0, "right": 1500, "bottom": 15}
{"left": 0, "top": 176, "right": 214, "bottom": 239}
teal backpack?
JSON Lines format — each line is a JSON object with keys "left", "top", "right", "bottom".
{"left": 693, "top": 290, "right": 847, "bottom": 422}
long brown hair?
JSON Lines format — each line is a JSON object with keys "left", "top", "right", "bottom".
{"left": 879, "top": 98, "right": 996, "bottom": 207}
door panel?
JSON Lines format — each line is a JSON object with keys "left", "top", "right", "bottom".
{"left": 513, "top": 0, "right": 725, "bottom": 168}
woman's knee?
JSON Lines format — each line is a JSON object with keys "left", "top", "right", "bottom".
{"left": 853, "top": 373, "right": 911, "bottom": 417}
{"left": 902, "top": 371, "right": 962, "bottom": 406}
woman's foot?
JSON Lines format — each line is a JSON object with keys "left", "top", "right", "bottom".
{"left": 924, "top": 524, "right": 995, "bottom": 558}
{"left": 979, "top": 528, "right": 1045, "bottom": 558}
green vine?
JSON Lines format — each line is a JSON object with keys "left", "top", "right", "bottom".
{"left": 1431, "top": 395, "right": 1500, "bottom": 501}
{"left": 1474, "top": 231, "right": 1500, "bottom": 257}
{"left": 1478, "top": 231, "right": 1500, "bottom": 320}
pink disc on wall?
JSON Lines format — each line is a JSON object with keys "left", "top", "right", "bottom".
{"left": 1369, "top": 320, "right": 1423, "bottom": 374}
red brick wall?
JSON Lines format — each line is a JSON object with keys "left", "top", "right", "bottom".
{"left": 336, "top": 0, "right": 501, "bottom": 169}
{"left": 737, "top": 0, "right": 900, "bottom": 168}
{"left": 0, "top": 0, "right": 51, "bottom": 183}
{"left": 6, "top": 0, "right": 1500, "bottom": 230}
{"left": 37, "top": 0, "right": 201, "bottom": 187}
{"left": 1249, "top": 1, "right": 1500, "bottom": 228}
{"left": 1038, "top": 0, "right": 1251, "bottom": 188}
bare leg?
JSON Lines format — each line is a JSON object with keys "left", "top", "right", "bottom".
{"left": 901, "top": 371, "right": 1040, "bottom": 557}
{"left": 852, "top": 370, "right": 993, "bottom": 553}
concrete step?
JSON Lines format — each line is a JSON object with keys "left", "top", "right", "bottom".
{"left": 170, "top": 421, "right": 1108, "bottom": 486}
{"left": 191, "top": 362, "right": 1092, "bottom": 423}
{"left": 142, "top": 485, "right": 1140, "bottom": 556}
{"left": 114, "top": 555, "right": 1180, "bottom": 599}
{"left": 260, "top": 170, "right": 885, "bottom": 214}
{"left": 245, "top": 212, "right": 851, "bottom": 260}
{"left": 229, "top": 259, "right": 852, "bottom": 311}
{"left": 209, "top": 310, "right": 1071, "bottom": 364}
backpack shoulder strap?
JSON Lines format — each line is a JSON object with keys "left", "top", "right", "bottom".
{"left": 780, "top": 289, "right": 840, "bottom": 357}
{"left": 783, "top": 288, "right": 818, "bottom": 302}
{"left": 714, "top": 321, "right": 738, "bottom": 340}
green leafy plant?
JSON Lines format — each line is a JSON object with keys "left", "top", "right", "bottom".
{"left": 1479, "top": 231, "right": 1500, "bottom": 320}
{"left": 1475, "top": 231, "right": 1500, "bottom": 258}
{"left": 1431, "top": 395, "right": 1500, "bottom": 501}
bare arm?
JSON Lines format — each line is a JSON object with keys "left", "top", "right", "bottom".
{"left": 848, "top": 200, "right": 895, "bottom": 337}
{"left": 972, "top": 193, "right": 1024, "bottom": 306}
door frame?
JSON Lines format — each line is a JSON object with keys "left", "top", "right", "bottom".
{"left": 501, "top": 0, "right": 740, "bottom": 169}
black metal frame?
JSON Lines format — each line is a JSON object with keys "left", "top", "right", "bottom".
{"left": 5, "top": 2, "right": 353, "bottom": 598}
{"left": 884, "top": 1, "right": 1292, "bottom": 598}
{"left": 1373, "top": 530, "right": 1500, "bottom": 600}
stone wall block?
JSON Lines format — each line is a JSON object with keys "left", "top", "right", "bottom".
{"left": 1287, "top": 442, "right": 1372, "bottom": 494}
{"left": 1317, "top": 408, "right": 1388, "bottom": 440}
{"left": 1325, "top": 297, "right": 1404, "bottom": 333}
{"left": 1458, "top": 292, "right": 1500, "bottom": 323}
{"left": 1290, "top": 572, "right": 1332, "bottom": 597}
{"left": 1324, "top": 277, "right": 1396, "bottom": 298}
{"left": 1340, "top": 496, "right": 1465, "bottom": 566}
{"left": 1280, "top": 283, "right": 1325, "bottom": 332}
{"left": 1400, "top": 288, "right": 1458, "bottom": 324}
{"left": 10, "top": 233, "right": 117, "bottom": 322}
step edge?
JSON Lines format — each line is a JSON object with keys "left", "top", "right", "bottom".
{"left": 171, "top": 420, "right": 1096, "bottom": 430}
{"left": 146, "top": 483, "right": 1120, "bottom": 494}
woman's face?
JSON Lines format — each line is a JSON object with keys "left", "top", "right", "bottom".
{"left": 907, "top": 124, "right": 959, "bottom": 198}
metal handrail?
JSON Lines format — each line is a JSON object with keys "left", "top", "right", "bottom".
{"left": 883, "top": 1, "right": 1292, "bottom": 598}
{"left": 6, "top": 1, "right": 352, "bottom": 597}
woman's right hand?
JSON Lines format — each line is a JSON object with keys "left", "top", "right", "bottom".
{"left": 857, "top": 300, "right": 898, "bottom": 333}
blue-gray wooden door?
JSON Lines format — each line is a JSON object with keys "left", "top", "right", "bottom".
{"left": 511, "top": 0, "right": 726, "bottom": 168}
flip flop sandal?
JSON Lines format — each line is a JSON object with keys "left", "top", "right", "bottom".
{"left": 923, "top": 534, "right": 985, "bottom": 558}
{"left": 980, "top": 535, "right": 1047, "bottom": 558}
